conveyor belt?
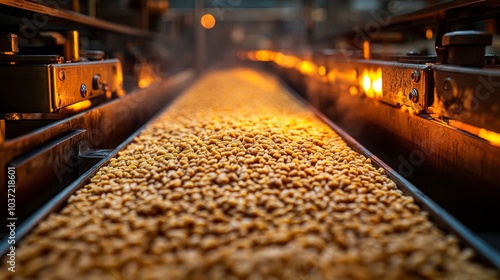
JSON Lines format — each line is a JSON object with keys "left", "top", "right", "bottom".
{"left": 1, "top": 68, "right": 498, "bottom": 279}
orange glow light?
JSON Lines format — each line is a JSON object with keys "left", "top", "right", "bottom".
{"left": 201, "top": 14, "right": 216, "bottom": 29}
{"left": 372, "top": 68, "right": 383, "bottom": 98}
{"left": 479, "top": 129, "right": 500, "bottom": 146}
{"left": 426, "top": 29, "right": 434, "bottom": 40}
{"left": 362, "top": 73, "right": 371, "bottom": 93}
{"left": 137, "top": 63, "right": 161, "bottom": 89}
{"left": 448, "top": 120, "right": 500, "bottom": 146}
{"left": 297, "top": 60, "right": 317, "bottom": 76}
{"left": 255, "top": 50, "right": 273, "bottom": 61}
{"left": 279, "top": 55, "right": 299, "bottom": 69}
{"left": 349, "top": 86, "right": 359, "bottom": 96}
{"left": 359, "top": 68, "right": 383, "bottom": 99}
{"left": 363, "top": 41, "right": 371, "bottom": 59}
{"left": 318, "top": 65, "right": 326, "bottom": 76}
{"left": 60, "top": 100, "right": 91, "bottom": 113}
{"left": 327, "top": 70, "right": 336, "bottom": 83}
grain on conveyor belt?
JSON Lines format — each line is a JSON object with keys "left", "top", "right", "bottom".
{"left": 2, "top": 68, "right": 498, "bottom": 280}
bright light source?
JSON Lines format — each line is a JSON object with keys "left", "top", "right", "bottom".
{"left": 372, "top": 77, "right": 382, "bottom": 94}
{"left": 363, "top": 41, "right": 370, "bottom": 59}
{"left": 201, "top": 14, "right": 216, "bottom": 29}
{"left": 255, "top": 50, "right": 273, "bottom": 61}
{"left": 426, "top": 29, "right": 434, "bottom": 40}
{"left": 479, "top": 128, "right": 500, "bottom": 146}
{"left": 60, "top": 100, "right": 91, "bottom": 113}
{"left": 298, "top": 60, "right": 317, "bottom": 76}
{"left": 360, "top": 68, "right": 382, "bottom": 99}
{"left": 318, "top": 65, "right": 326, "bottom": 76}
{"left": 373, "top": 68, "right": 383, "bottom": 98}
{"left": 349, "top": 86, "right": 359, "bottom": 96}
{"left": 362, "top": 74, "right": 371, "bottom": 92}
{"left": 448, "top": 120, "right": 500, "bottom": 146}
{"left": 327, "top": 70, "right": 336, "bottom": 83}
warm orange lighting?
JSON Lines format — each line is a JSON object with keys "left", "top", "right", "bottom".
{"left": 248, "top": 51, "right": 257, "bottom": 61}
{"left": 60, "top": 100, "right": 91, "bottom": 113}
{"left": 426, "top": 29, "right": 434, "bottom": 40}
{"left": 284, "top": 56, "right": 298, "bottom": 68}
{"left": 274, "top": 52, "right": 284, "bottom": 64}
{"left": 327, "top": 70, "right": 336, "bottom": 83}
{"left": 236, "top": 68, "right": 280, "bottom": 91}
{"left": 362, "top": 74, "right": 371, "bottom": 93}
{"left": 137, "top": 63, "right": 161, "bottom": 89}
{"left": 359, "top": 68, "right": 383, "bottom": 99}
{"left": 255, "top": 50, "right": 274, "bottom": 61}
{"left": 318, "top": 65, "right": 326, "bottom": 76}
{"left": 349, "top": 86, "right": 359, "bottom": 96}
{"left": 297, "top": 60, "right": 317, "bottom": 76}
{"left": 479, "top": 129, "right": 500, "bottom": 146}
{"left": 448, "top": 120, "right": 480, "bottom": 135}
{"left": 372, "top": 77, "right": 382, "bottom": 93}
{"left": 273, "top": 53, "right": 298, "bottom": 69}
{"left": 400, "top": 105, "right": 418, "bottom": 115}
{"left": 363, "top": 41, "right": 370, "bottom": 59}
{"left": 448, "top": 120, "right": 500, "bottom": 146}
{"left": 201, "top": 13, "right": 216, "bottom": 29}
{"left": 372, "top": 68, "right": 383, "bottom": 98}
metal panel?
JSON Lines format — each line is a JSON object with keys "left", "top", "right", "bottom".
{"left": 50, "top": 59, "right": 123, "bottom": 111}
{"left": 433, "top": 64, "right": 500, "bottom": 133}
{"left": 0, "top": 59, "right": 122, "bottom": 113}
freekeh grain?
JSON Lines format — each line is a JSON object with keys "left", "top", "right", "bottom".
{"left": 2, "top": 68, "right": 497, "bottom": 280}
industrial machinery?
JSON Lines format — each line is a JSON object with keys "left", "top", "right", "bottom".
{"left": 0, "top": 0, "right": 499, "bottom": 278}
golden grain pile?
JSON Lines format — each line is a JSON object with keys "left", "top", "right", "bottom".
{"left": 3, "top": 68, "right": 498, "bottom": 280}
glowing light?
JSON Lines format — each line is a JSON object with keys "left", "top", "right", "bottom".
{"left": 201, "top": 14, "right": 216, "bottom": 29}
{"left": 362, "top": 75, "right": 371, "bottom": 91}
{"left": 255, "top": 50, "right": 273, "bottom": 61}
{"left": 236, "top": 68, "right": 279, "bottom": 91}
{"left": 284, "top": 56, "right": 298, "bottom": 68}
{"left": 318, "top": 65, "right": 326, "bottom": 76}
{"left": 60, "top": 100, "right": 91, "bottom": 113}
{"left": 297, "top": 60, "right": 317, "bottom": 76}
{"left": 274, "top": 52, "right": 284, "bottom": 64}
{"left": 247, "top": 51, "right": 257, "bottom": 61}
{"left": 479, "top": 129, "right": 500, "bottom": 146}
{"left": 372, "top": 77, "right": 382, "bottom": 93}
{"left": 361, "top": 69, "right": 372, "bottom": 94}
{"left": 448, "top": 120, "right": 479, "bottom": 135}
{"left": 400, "top": 105, "right": 417, "bottom": 115}
{"left": 373, "top": 68, "right": 383, "bottom": 98}
{"left": 327, "top": 70, "right": 336, "bottom": 83}
{"left": 426, "top": 29, "right": 434, "bottom": 40}
{"left": 363, "top": 41, "right": 370, "bottom": 59}
{"left": 349, "top": 86, "right": 359, "bottom": 96}
{"left": 273, "top": 53, "right": 298, "bottom": 69}
{"left": 448, "top": 120, "right": 500, "bottom": 146}
{"left": 137, "top": 63, "right": 161, "bottom": 89}
{"left": 359, "top": 68, "right": 382, "bottom": 99}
